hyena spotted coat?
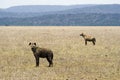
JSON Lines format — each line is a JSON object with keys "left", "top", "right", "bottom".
{"left": 29, "top": 42, "right": 53, "bottom": 67}
{"left": 80, "top": 33, "right": 96, "bottom": 45}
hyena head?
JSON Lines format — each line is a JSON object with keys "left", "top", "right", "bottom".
{"left": 80, "top": 33, "right": 84, "bottom": 36}
{"left": 29, "top": 42, "right": 36, "bottom": 48}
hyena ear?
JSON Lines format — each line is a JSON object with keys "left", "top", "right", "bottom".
{"left": 34, "top": 43, "right": 36, "bottom": 46}
{"left": 80, "top": 33, "right": 83, "bottom": 36}
{"left": 29, "top": 42, "right": 31, "bottom": 45}
{"left": 81, "top": 32, "right": 84, "bottom": 35}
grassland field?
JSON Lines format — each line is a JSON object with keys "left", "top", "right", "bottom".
{"left": 0, "top": 26, "right": 120, "bottom": 80}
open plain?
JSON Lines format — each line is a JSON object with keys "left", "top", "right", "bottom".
{"left": 0, "top": 26, "right": 120, "bottom": 80}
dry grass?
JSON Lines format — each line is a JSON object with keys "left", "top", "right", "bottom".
{"left": 0, "top": 26, "right": 120, "bottom": 80}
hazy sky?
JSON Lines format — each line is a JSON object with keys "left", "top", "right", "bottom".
{"left": 0, "top": 0, "right": 119, "bottom": 8}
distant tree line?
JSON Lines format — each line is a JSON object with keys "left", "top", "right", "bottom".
{"left": 0, "top": 13, "right": 120, "bottom": 26}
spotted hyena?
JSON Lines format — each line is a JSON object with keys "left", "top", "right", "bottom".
{"left": 29, "top": 42, "right": 53, "bottom": 67}
{"left": 80, "top": 33, "right": 96, "bottom": 45}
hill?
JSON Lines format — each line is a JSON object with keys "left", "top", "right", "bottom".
{"left": 3, "top": 5, "right": 94, "bottom": 13}
{"left": 0, "top": 4, "right": 120, "bottom": 26}
{"left": 62, "top": 4, "right": 120, "bottom": 14}
{"left": 0, "top": 5, "right": 94, "bottom": 18}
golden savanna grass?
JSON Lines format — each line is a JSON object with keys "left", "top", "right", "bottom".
{"left": 0, "top": 26, "right": 120, "bottom": 80}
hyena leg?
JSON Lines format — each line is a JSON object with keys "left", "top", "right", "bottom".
{"left": 46, "top": 57, "right": 53, "bottom": 67}
{"left": 85, "top": 40, "right": 87, "bottom": 45}
{"left": 35, "top": 57, "right": 39, "bottom": 67}
{"left": 92, "top": 41, "right": 95, "bottom": 45}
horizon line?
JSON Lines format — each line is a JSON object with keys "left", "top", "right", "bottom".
{"left": 1, "top": 3, "right": 120, "bottom": 9}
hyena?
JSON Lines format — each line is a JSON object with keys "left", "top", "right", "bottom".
{"left": 80, "top": 33, "right": 96, "bottom": 45}
{"left": 29, "top": 42, "right": 53, "bottom": 67}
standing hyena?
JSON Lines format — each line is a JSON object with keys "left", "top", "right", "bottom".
{"left": 29, "top": 42, "right": 53, "bottom": 67}
{"left": 80, "top": 33, "right": 96, "bottom": 45}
